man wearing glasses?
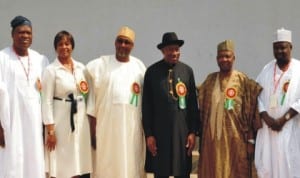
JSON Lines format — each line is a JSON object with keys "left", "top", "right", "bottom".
{"left": 86, "top": 26, "right": 146, "bottom": 178}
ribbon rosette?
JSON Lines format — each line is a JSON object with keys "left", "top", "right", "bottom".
{"left": 175, "top": 79, "right": 187, "bottom": 109}
{"left": 130, "top": 82, "right": 140, "bottom": 107}
{"left": 78, "top": 80, "right": 89, "bottom": 100}
{"left": 280, "top": 80, "right": 289, "bottom": 105}
{"left": 36, "top": 78, "right": 42, "bottom": 98}
{"left": 36, "top": 78, "right": 42, "bottom": 92}
{"left": 224, "top": 87, "right": 237, "bottom": 110}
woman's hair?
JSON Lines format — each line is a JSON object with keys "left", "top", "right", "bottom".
{"left": 54, "top": 30, "right": 75, "bottom": 50}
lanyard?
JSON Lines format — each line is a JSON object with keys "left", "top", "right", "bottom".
{"left": 13, "top": 48, "right": 30, "bottom": 82}
{"left": 273, "top": 63, "right": 285, "bottom": 93}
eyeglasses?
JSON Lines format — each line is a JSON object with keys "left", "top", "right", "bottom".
{"left": 116, "top": 38, "right": 132, "bottom": 45}
{"left": 168, "top": 69, "right": 178, "bottom": 100}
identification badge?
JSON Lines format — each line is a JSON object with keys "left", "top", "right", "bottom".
{"left": 269, "top": 94, "right": 277, "bottom": 109}
{"left": 175, "top": 80, "right": 187, "bottom": 109}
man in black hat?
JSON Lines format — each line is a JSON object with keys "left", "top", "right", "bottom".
{"left": 142, "top": 32, "right": 199, "bottom": 178}
{"left": 0, "top": 15, "right": 48, "bottom": 178}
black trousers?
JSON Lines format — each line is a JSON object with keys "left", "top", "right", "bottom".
{"left": 154, "top": 175, "right": 190, "bottom": 178}
{"left": 80, "top": 174, "right": 90, "bottom": 178}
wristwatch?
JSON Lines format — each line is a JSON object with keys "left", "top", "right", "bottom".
{"left": 284, "top": 113, "right": 291, "bottom": 121}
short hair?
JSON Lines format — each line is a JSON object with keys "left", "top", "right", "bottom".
{"left": 54, "top": 30, "right": 75, "bottom": 50}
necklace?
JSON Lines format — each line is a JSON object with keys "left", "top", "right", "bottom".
{"left": 13, "top": 48, "right": 30, "bottom": 82}
{"left": 168, "top": 69, "right": 178, "bottom": 100}
{"left": 273, "top": 63, "right": 286, "bottom": 93}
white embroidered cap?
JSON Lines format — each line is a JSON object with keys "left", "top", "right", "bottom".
{"left": 274, "top": 27, "right": 292, "bottom": 43}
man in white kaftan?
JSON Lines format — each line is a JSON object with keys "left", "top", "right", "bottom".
{"left": 86, "top": 26, "right": 146, "bottom": 178}
{"left": 0, "top": 16, "right": 49, "bottom": 178}
{"left": 255, "top": 28, "right": 300, "bottom": 178}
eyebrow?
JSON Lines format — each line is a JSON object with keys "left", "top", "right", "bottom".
{"left": 116, "top": 38, "right": 132, "bottom": 44}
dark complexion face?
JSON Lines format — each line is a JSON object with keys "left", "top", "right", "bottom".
{"left": 115, "top": 36, "right": 134, "bottom": 62}
{"left": 216, "top": 50, "right": 235, "bottom": 73}
{"left": 56, "top": 37, "right": 73, "bottom": 61}
{"left": 273, "top": 41, "right": 292, "bottom": 67}
{"left": 12, "top": 25, "right": 32, "bottom": 56}
{"left": 161, "top": 44, "right": 180, "bottom": 65}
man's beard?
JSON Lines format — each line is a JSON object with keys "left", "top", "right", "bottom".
{"left": 276, "top": 57, "right": 289, "bottom": 66}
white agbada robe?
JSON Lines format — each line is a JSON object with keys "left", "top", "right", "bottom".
{"left": 0, "top": 81, "right": 10, "bottom": 178}
{"left": 0, "top": 47, "right": 48, "bottom": 178}
{"left": 42, "top": 59, "right": 92, "bottom": 177}
{"left": 255, "top": 58, "right": 300, "bottom": 178}
{"left": 86, "top": 55, "right": 146, "bottom": 178}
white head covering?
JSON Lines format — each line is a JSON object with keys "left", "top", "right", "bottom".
{"left": 274, "top": 27, "right": 292, "bottom": 43}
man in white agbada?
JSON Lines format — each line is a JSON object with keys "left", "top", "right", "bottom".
{"left": 0, "top": 16, "right": 49, "bottom": 178}
{"left": 255, "top": 28, "right": 300, "bottom": 178}
{"left": 86, "top": 26, "right": 146, "bottom": 178}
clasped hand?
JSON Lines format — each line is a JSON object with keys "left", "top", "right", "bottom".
{"left": 262, "top": 112, "right": 286, "bottom": 131}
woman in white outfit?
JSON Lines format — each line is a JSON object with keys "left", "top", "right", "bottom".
{"left": 42, "top": 31, "right": 92, "bottom": 178}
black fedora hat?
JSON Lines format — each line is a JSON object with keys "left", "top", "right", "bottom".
{"left": 157, "top": 32, "right": 184, "bottom": 49}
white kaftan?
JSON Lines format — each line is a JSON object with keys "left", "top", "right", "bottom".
{"left": 0, "top": 81, "right": 10, "bottom": 178}
{"left": 0, "top": 47, "right": 48, "bottom": 178}
{"left": 255, "top": 59, "right": 300, "bottom": 178}
{"left": 42, "top": 59, "right": 92, "bottom": 177}
{"left": 86, "top": 55, "right": 146, "bottom": 178}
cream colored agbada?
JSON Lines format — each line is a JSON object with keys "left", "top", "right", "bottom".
{"left": 86, "top": 55, "right": 146, "bottom": 178}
